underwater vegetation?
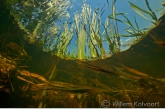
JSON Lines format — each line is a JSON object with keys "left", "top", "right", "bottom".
{"left": 6, "top": 0, "right": 161, "bottom": 60}
{"left": 4, "top": 0, "right": 164, "bottom": 60}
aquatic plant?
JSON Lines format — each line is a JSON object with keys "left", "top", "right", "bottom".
{"left": 5, "top": 0, "right": 163, "bottom": 60}
{"left": 108, "top": 0, "right": 162, "bottom": 48}
{"left": 42, "top": 0, "right": 163, "bottom": 60}
{"left": 73, "top": 3, "right": 106, "bottom": 59}
{"left": 5, "top": 0, "right": 123, "bottom": 60}
{"left": 41, "top": 0, "right": 123, "bottom": 60}
{"left": 128, "top": 0, "right": 158, "bottom": 24}
{"left": 109, "top": 12, "right": 147, "bottom": 38}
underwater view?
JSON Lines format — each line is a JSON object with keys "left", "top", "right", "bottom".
{"left": 0, "top": 0, "right": 165, "bottom": 108}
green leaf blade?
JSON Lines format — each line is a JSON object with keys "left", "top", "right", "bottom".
{"left": 128, "top": 1, "right": 151, "bottom": 20}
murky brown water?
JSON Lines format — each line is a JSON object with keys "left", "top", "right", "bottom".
{"left": 0, "top": 0, "right": 165, "bottom": 108}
